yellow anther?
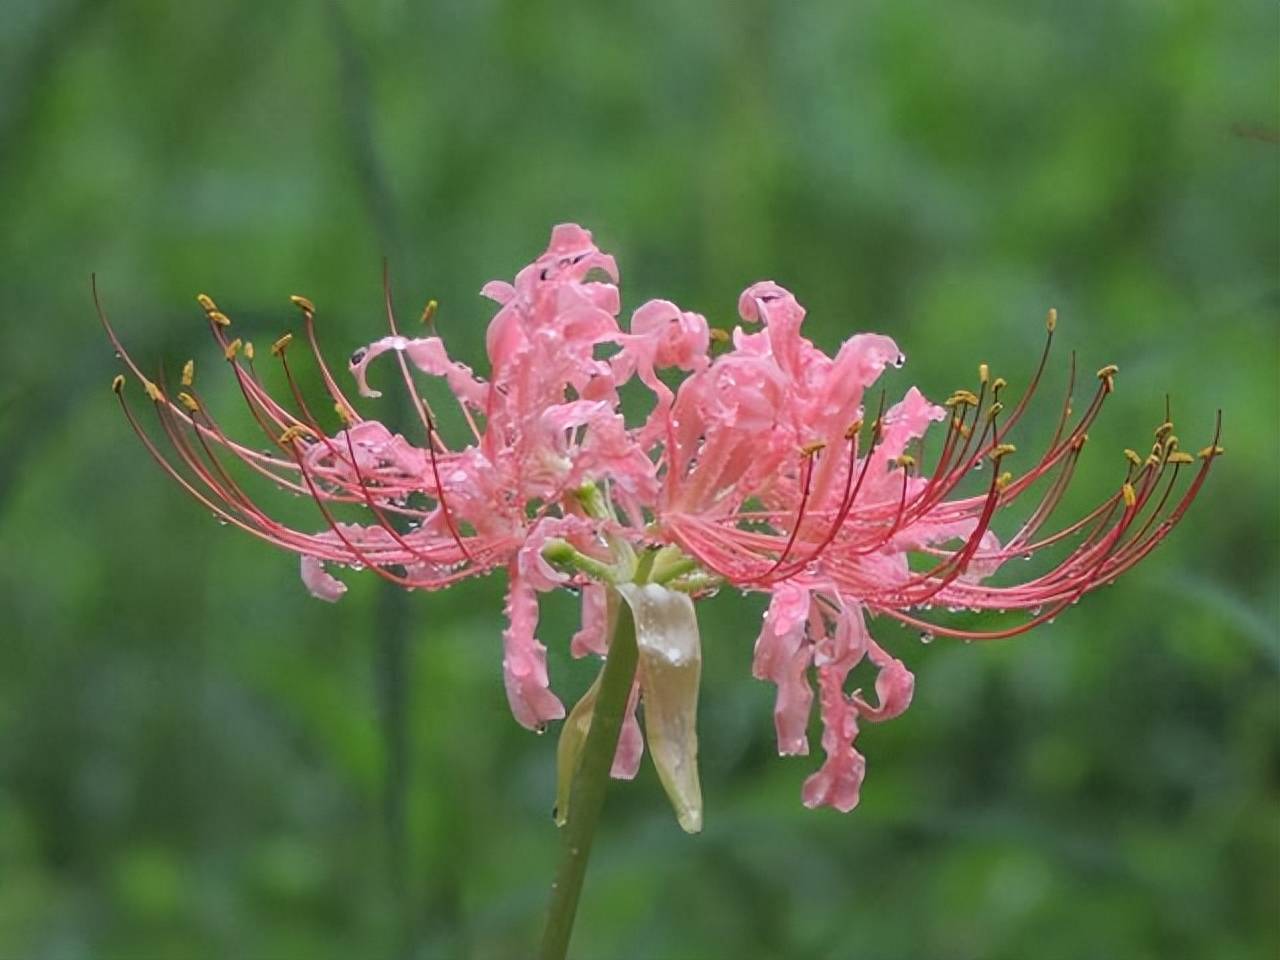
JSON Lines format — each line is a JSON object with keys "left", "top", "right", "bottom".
{"left": 800, "top": 440, "right": 827, "bottom": 458}
{"left": 271, "top": 332, "right": 293, "bottom": 356}
{"left": 1123, "top": 448, "right": 1142, "bottom": 467}
{"left": 181, "top": 359, "right": 195, "bottom": 387}
{"left": 177, "top": 392, "right": 199, "bottom": 413}
{"left": 111, "top": 374, "right": 125, "bottom": 394}
{"left": 989, "top": 442, "right": 1017, "bottom": 461}
{"left": 708, "top": 327, "right": 731, "bottom": 343}
{"left": 895, "top": 454, "right": 916, "bottom": 469}
{"left": 1154, "top": 421, "right": 1174, "bottom": 438}
{"left": 1046, "top": 307, "right": 1057, "bottom": 333}
{"left": 1071, "top": 432, "right": 1090, "bottom": 451}
{"left": 208, "top": 310, "right": 231, "bottom": 327}
{"left": 1198, "top": 444, "right": 1225, "bottom": 459}
{"left": 290, "top": 294, "right": 315, "bottom": 315}
{"left": 244, "top": 341, "right": 255, "bottom": 361}
{"left": 143, "top": 379, "right": 164, "bottom": 402}
{"left": 224, "top": 338, "right": 242, "bottom": 361}
{"left": 334, "top": 402, "right": 355, "bottom": 425}
{"left": 1096, "top": 364, "right": 1118, "bottom": 392}
{"left": 420, "top": 299, "right": 438, "bottom": 326}
{"left": 945, "top": 389, "right": 979, "bottom": 408}
{"left": 278, "top": 425, "right": 315, "bottom": 445}
{"left": 979, "top": 363, "right": 990, "bottom": 385}
{"left": 996, "top": 471, "right": 1013, "bottom": 491}
{"left": 844, "top": 419, "right": 863, "bottom": 440}
{"left": 991, "top": 377, "right": 1007, "bottom": 395}
{"left": 1122, "top": 483, "right": 1137, "bottom": 507}
{"left": 1146, "top": 453, "right": 1160, "bottom": 468}
{"left": 1166, "top": 451, "right": 1194, "bottom": 465}
{"left": 959, "top": 423, "right": 972, "bottom": 439}
{"left": 196, "top": 293, "right": 218, "bottom": 314}
{"left": 986, "top": 401, "right": 1004, "bottom": 420}
{"left": 1164, "top": 435, "right": 1180, "bottom": 452}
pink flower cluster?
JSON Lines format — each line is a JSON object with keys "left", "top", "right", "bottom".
{"left": 99, "top": 224, "right": 1219, "bottom": 814}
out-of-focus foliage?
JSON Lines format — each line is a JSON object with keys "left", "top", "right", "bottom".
{"left": 0, "top": 1, "right": 1276, "bottom": 958}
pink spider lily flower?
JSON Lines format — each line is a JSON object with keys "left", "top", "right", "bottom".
{"left": 98, "top": 224, "right": 1221, "bottom": 827}
{"left": 650, "top": 282, "right": 1221, "bottom": 811}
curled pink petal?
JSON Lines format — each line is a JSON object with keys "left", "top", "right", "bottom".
{"left": 571, "top": 584, "right": 611, "bottom": 658}
{"left": 611, "top": 681, "right": 644, "bottom": 780}
{"left": 300, "top": 555, "right": 347, "bottom": 602}
{"left": 501, "top": 570, "right": 565, "bottom": 731}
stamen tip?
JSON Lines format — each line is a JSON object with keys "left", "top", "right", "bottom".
{"left": 1122, "top": 483, "right": 1137, "bottom": 507}
{"left": 290, "top": 294, "right": 315, "bottom": 315}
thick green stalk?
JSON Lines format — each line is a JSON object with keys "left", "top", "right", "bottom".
{"left": 538, "top": 594, "right": 638, "bottom": 960}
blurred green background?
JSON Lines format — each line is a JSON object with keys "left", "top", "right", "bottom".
{"left": 1, "top": 1, "right": 1277, "bottom": 958}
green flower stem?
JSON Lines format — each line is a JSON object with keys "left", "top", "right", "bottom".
{"left": 538, "top": 593, "right": 639, "bottom": 960}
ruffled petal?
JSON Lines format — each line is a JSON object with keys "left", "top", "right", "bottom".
{"left": 300, "top": 555, "right": 346, "bottom": 602}
{"left": 501, "top": 569, "right": 565, "bottom": 731}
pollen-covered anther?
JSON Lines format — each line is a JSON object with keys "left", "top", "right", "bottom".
{"left": 181, "top": 359, "right": 195, "bottom": 386}
{"left": 278, "top": 425, "right": 316, "bottom": 446}
{"left": 988, "top": 442, "right": 1017, "bottom": 462}
{"left": 1122, "top": 483, "right": 1137, "bottom": 507}
{"left": 978, "top": 363, "right": 990, "bottom": 385}
{"left": 143, "top": 379, "right": 164, "bottom": 402}
{"left": 289, "top": 295, "right": 315, "bottom": 315}
{"left": 223, "top": 338, "right": 242, "bottom": 361}
{"left": 991, "top": 377, "right": 1008, "bottom": 397}
{"left": 945, "top": 389, "right": 979, "bottom": 408}
{"left": 1166, "top": 451, "right": 1194, "bottom": 465}
{"left": 334, "top": 402, "right": 356, "bottom": 425}
{"left": 1096, "top": 364, "right": 1118, "bottom": 392}
{"left": 111, "top": 374, "right": 125, "bottom": 394}
{"left": 177, "top": 392, "right": 199, "bottom": 413}
{"left": 844, "top": 419, "right": 863, "bottom": 440}
{"left": 1071, "top": 432, "right": 1090, "bottom": 451}
{"left": 800, "top": 440, "right": 827, "bottom": 458}
{"left": 1123, "top": 448, "right": 1142, "bottom": 467}
{"left": 895, "top": 453, "right": 916, "bottom": 469}
{"left": 708, "top": 327, "right": 731, "bottom": 343}
{"left": 207, "top": 310, "right": 231, "bottom": 328}
{"left": 1163, "top": 435, "right": 1180, "bottom": 454}
{"left": 195, "top": 293, "right": 218, "bottom": 314}
{"left": 420, "top": 299, "right": 438, "bottom": 326}
{"left": 986, "top": 401, "right": 1004, "bottom": 421}
{"left": 271, "top": 333, "right": 293, "bottom": 357}
{"left": 243, "top": 341, "right": 255, "bottom": 361}
{"left": 1154, "top": 421, "right": 1174, "bottom": 439}
{"left": 996, "top": 470, "right": 1013, "bottom": 490}
{"left": 1199, "top": 444, "right": 1225, "bottom": 460}
{"left": 1046, "top": 307, "right": 1058, "bottom": 332}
